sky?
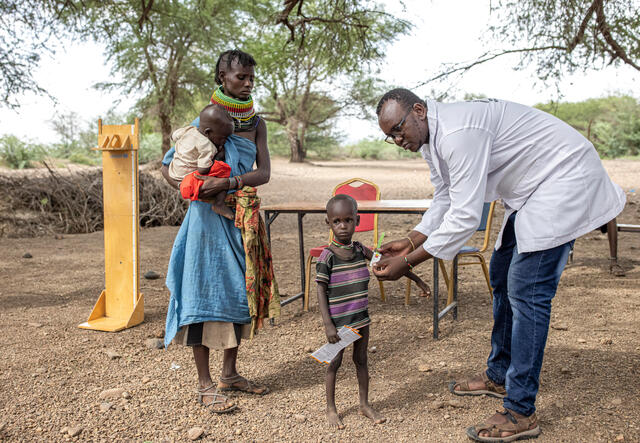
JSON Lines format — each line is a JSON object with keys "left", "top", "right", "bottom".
{"left": 0, "top": 0, "right": 638, "bottom": 145}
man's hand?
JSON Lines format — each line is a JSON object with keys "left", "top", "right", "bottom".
{"left": 372, "top": 255, "right": 410, "bottom": 281}
{"left": 324, "top": 324, "right": 340, "bottom": 344}
{"left": 195, "top": 175, "right": 229, "bottom": 199}
{"left": 377, "top": 238, "right": 412, "bottom": 258}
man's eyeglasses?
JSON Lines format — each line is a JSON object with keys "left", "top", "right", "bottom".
{"left": 384, "top": 109, "right": 411, "bottom": 144}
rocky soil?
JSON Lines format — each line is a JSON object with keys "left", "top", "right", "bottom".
{"left": 0, "top": 158, "right": 639, "bottom": 442}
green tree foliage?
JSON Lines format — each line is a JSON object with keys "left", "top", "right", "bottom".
{"left": 70, "top": 0, "right": 238, "bottom": 154}
{"left": 536, "top": 95, "right": 640, "bottom": 158}
{"left": 246, "top": 0, "right": 410, "bottom": 162}
{"left": 0, "top": 1, "right": 77, "bottom": 108}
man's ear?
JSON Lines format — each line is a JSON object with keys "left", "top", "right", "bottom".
{"left": 356, "top": 214, "right": 360, "bottom": 226}
{"left": 413, "top": 102, "right": 427, "bottom": 120}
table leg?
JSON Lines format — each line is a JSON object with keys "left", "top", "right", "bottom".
{"left": 265, "top": 210, "right": 280, "bottom": 245}
{"left": 265, "top": 210, "right": 272, "bottom": 244}
{"left": 298, "top": 213, "right": 305, "bottom": 308}
{"left": 433, "top": 258, "right": 439, "bottom": 340}
{"left": 453, "top": 256, "right": 458, "bottom": 320}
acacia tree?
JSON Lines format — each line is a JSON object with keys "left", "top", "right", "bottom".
{"left": 247, "top": 0, "right": 410, "bottom": 162}
{"left": 73, "top": 0, "right": 238, "bottom": 154}
{"left": 421, "top": 0, "right": 640, "bottom": 86}
{"left": 0, "top": 1, "right": 77, "bottom": 108}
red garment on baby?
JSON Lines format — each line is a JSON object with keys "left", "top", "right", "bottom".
{"left": 179, "top": 160, "right": 232, "bottom": 201}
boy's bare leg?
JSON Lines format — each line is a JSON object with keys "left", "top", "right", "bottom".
{"left": 326, "top": 349, "right": 346, "bottom": 429}
{"left": 211, "top": 191, "right": 234, "bottom": 220}
{"left": 406, "top": 271, "right": 431, "bottom": 297}
{"left": 353, "top": 326, "right": 386, "bottom": 424}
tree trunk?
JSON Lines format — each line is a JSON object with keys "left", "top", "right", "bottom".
{"left": 286, "top": 121, "right": 305, "bottom": 162}
{"left": 160, "top": 112, "right": 172, "bottom": 155}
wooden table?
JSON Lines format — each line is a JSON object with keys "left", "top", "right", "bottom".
{"left": 262, "top": 199, "right": 460, "bottom": 339}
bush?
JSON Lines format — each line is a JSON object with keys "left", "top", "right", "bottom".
{"left": 0, "top": 135, "right": 44, "bottom": 169}
{"left": 139, "top": 132, "right": 163, "bottom": 164}
{"left": 343, "top": 138, "right": 420, "bottom": 160}
{"left": 536, "top": 95, "right": 640, "bottom": 158}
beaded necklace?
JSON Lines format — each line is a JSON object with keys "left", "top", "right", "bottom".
{"left": 210, "top": 86, "right": 259, "bottom": 132}
{"left": 331, "top": 239, "right": 354, "bottom": 249}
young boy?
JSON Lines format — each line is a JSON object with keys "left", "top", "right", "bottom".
{"left": 168, "top": 104, "right": 235, "bottom": 219}
{"left": 315, "top": 195, "right": 429, "bottom": 430}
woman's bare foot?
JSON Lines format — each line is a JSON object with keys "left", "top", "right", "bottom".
{"left": 327, "top": 408, "right": 345, "bottom": 429}
{"left": 360, "top": 403, "right": 386, "bottom": 424}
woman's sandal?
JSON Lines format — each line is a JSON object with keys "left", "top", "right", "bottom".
{"left": 218, "top": 375, "right": 270, "bottom": 395}
{"left": 197, "top": 384, "right": 237, "bottom": 414}
{"left": 449, "top": 370, "right": 506, "bottom": 399}
{"left": 466, "top": 408, "right": 541, "bottom": 442}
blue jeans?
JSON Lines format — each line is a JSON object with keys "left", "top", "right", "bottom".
{"left": 486, "top": 212, "right": 573, "bottom": 416}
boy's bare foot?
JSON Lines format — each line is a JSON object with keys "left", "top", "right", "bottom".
{"left": 327, "top": 408, "right": 345, "bottom": 429}
{"left": 360, "top": 403, "right": 386, "bottom": 424}
{"left": 417, "top": 282, "right": 431, "bottom": 298}
{"left": 212, "top": 204, "right": 235, "bottom": 220}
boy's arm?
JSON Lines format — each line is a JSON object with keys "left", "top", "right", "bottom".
{"left": 360, "top": 244, "right": 374, "bottom": 261}
{"left": 316, "top": 282, "right": 339, "bottom": 343}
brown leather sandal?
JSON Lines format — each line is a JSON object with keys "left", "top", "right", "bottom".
{"left": 218, "top": 375, "right": 269, "bottom": 395}
{"left": 197, "top": 384, "right": 237, "bottom": 414}
{"left": 449, "top": 370, "right": 506, "bottom": 399}
{"left": 466, "top": 409, "right": 541, "bottom": 442}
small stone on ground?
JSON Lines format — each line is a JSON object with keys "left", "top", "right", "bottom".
{"left": 144, "top": 270, "right": 161, "bottom": 280}
{"left": 67, "top": 426, "right": 83, "bottom": 437}
{"left": 146, "top": 338, "right": 164, "bottom": 349}
{"left": 99, "top": 388, "right": 125, "bottom": 399}
{"left": 187, "top": 427, "right": 204, "bottom": 440}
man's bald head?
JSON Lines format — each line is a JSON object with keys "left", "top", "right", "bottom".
{"left": 199, "top": 104, "right": 234, "bottom": 148}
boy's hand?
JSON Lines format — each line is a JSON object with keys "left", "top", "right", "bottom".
{"left": 324, "top": 324, "right": 340, "bottom": 344}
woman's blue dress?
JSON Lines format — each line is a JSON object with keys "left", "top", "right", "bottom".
{"left": 163, "top": 126, "right": 257, "bottom": 348}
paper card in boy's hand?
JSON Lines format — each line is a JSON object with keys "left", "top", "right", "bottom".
{"left": 310, "top": 326, "right": 362, "bottom": 364}
{"left": 369, "top": 251, "right": 382, "bottom": 267}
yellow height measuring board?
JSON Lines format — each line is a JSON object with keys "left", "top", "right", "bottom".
{"left": 79, "top": 118, "right": 144, "bottom": 332}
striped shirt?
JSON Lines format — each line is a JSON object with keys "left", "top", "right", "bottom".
{"left": 315, "top": 242, "right": 371, "bottom": 330}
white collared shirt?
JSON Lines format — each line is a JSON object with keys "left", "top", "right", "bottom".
{"left": 415, "top": 98, "right": 626, "bottom": 260}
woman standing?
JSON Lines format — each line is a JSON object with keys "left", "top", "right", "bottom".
{"left": 161, "top": 50, "right": 278, "bottom": 413}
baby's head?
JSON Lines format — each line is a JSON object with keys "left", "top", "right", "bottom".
{"left": 199, "top": 104, "right": 234, "bottom": 149}
{"left": 325, "top": 194, "right": 359, "bottom": 244}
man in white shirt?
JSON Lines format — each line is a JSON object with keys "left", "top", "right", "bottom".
{"left": 372, "top": 88, "right": 625, "bottom": 442}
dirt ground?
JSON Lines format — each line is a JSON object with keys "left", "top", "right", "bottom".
{"left": 1, "top": 158, "right": 639, "bottom": 442}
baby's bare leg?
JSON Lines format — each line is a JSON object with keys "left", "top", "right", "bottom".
{"left": 353, "top": 326, "right": 386, "bottom": 424}
{"left": 407, "top": 271, "right": 431, "bottom": 297}
{"left": 211, "top": 191, "right": 234, "bottom": 220}
{"left": 326, "top": 349, "right": 345, "bottom": 429}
